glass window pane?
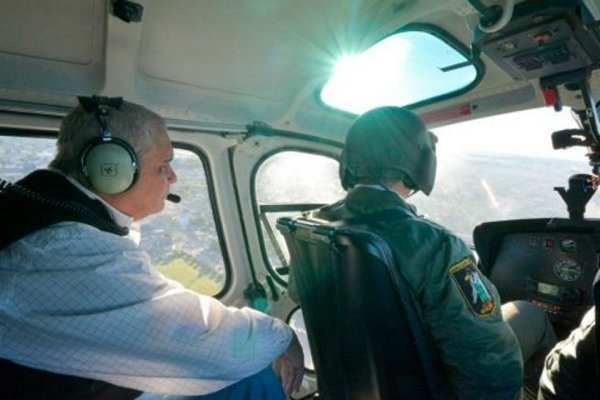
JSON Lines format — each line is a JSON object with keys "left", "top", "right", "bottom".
{"left": 141, "top": 148, "right": 226, "bottom": 296}
{"left": 255, "top": 151, "right": 345, "bottom": 277}
{"left": 410, "top": 107, "right": 594, "bottom": 245}
{"left": 257, "top": 151, "right": 344, "bottom": 204}
{"left": 321, "top": 29, "right": 478, "bottom": 114}
{"left": 0, "top": 136, "right": 55, "bottom": 177}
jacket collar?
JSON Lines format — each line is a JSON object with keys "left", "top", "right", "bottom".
{"left": 345, "top": 184, "right": 417, "bottom": 215}
{"left": 316, "top": 184, "right": 418, "bottom": 220}
{"left": 56, "top": 170, "right": 133, "bottom": 229}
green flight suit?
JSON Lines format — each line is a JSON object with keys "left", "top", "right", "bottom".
{"left": 538, "top": 307, "right": 599, "bottom": 399}
{"left": 293, "top": 184, "right": 523, "bottom": 400}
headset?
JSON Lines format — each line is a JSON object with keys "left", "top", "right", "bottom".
{"left": 78, "top": 96, "right": 138, "bottom": 195}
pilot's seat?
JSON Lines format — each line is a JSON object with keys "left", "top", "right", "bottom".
{"left": 276, "top": 216, "right": 452, "bottom": 400}
{"left": 595, "top": 270, "right": 600, "bottom": 371}
{"left": 586, "top": 268, "right": 600, "bottom": 393}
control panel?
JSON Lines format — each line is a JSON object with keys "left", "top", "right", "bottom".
{"left": 477, "top": 1, "right": 600, "bottom": 81}
{"left": 489, "top": 231, "right": 599, "bottom": 323}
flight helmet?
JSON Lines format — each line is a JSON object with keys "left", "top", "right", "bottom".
{"left": 339, "top": 106, "right": 437, "bottom": 195}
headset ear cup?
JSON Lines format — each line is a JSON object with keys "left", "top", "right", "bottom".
{"left": 81, "top": 140, "right": 138, "bottom": 195}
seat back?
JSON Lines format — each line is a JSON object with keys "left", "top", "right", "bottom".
{"left": 277, "top": 216, "right": 451, "bottom": 400}
{"left": 594, "top": 270, "right": 600, "bottom": 372}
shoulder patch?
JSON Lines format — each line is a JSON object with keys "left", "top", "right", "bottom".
{"left": 449, "top": 258, "right": 496, "bottom": 317}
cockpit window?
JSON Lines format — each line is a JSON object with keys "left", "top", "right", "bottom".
{"left": 142, "top": 147, "right": 227, "bottom": 296}
{"left": 410, "top": 106, "right": 597, "bottom": 244}
{"left": 320, "top": 26, "right": 481, "bottom": 114}
{"left": 255, "top": 150, "right": 345, "bottom": 282}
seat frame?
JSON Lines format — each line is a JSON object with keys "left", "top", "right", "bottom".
{"left": 277, "top": 215, "right": 452, "bottom": 400}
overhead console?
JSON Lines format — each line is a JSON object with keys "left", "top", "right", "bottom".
{"left": 475, "top": 0, "right": 600, "bottom": 81}
{"left": 474, "top": 218, "right": 600, "bottom": 325}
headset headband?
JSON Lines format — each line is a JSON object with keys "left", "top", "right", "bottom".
{"left": 77, "top": 96, "right": 124, "bottom": 139}
{"left": 77, "top": 95, "right": 123, "bottom": 113}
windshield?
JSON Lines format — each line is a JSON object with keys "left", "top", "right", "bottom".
{"left": 410, "top": 106, "right": 598, "bottom": 245}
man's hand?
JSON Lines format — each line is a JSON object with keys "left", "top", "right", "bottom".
{"left": 273, "top": 332, "right": 304, "bottom": 397}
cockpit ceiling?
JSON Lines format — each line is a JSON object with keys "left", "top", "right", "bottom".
{"left": 0, "top": 0, "right": 408, "bottom": 134}
{"left": 1, "top": 0, "right": 599, "bottom": 139}
{"left": 0, "top": 0, "right": 106, "bottom": 100}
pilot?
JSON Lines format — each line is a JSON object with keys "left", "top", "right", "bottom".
{"left": 0, "top": 97, "right": 303, "bottom": 399}
{"left": 297, "top": 106, "right": 524, "bottom": 399}
{"left": 537, "top": 271, "right": 600, "bottom": 399}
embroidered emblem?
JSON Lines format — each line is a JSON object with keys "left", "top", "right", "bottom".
{"left": 450, "top": 258, "right": 496, "bottom": 317}
{"left": 101, "top": 163, "right": 118, "bottom": 176}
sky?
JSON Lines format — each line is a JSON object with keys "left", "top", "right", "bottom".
{"left": 432, "top": 106, "right": 587, "bottom": 160}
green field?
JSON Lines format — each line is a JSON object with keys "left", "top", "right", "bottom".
{"left": 157, "top": 258, "right": 221, "bottom": 296}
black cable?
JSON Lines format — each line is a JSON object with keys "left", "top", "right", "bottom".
{"left": 0, "top": 178, "right": 127, "bottom": 236}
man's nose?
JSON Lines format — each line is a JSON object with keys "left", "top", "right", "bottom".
{"left": 168, "top": 166, "right": 177, "bottom": 183}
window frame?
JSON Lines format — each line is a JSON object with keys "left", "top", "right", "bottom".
{"left": 251, "top": 146, "right": 342, "bottom": 286}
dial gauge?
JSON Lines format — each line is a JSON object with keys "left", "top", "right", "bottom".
{"left": 553, "top": 259, "right": 582, "bottom": 282}
{"left": 559, "top": 239, "right": 577, "bottom": 253}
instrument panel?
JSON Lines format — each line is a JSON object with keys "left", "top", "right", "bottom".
{"left": 474, "top": 219, "right": 600, "bottom": 325}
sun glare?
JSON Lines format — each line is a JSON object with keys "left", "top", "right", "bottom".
{"left": 322, "top": 38, "right": 412, "bottom": 114}
{"left": 320, "top": 29, "right": 478, "bottom": 115}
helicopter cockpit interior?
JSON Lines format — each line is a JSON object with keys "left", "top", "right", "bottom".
{"left": 3, "top": 0, "right": 600, "bottom": 399}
